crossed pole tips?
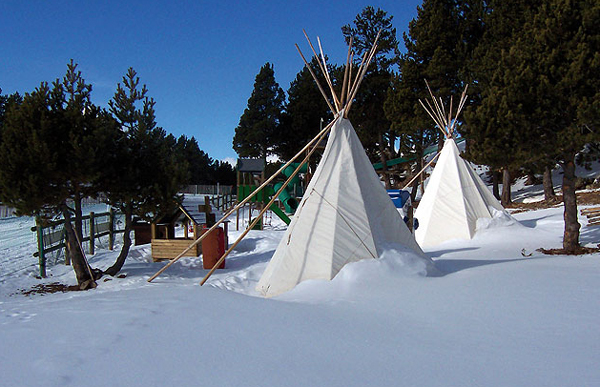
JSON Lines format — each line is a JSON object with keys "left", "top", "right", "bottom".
{"left": 404, "top": 81, "right": 470, "bottom": 189}
{"left": 147, "top": 30, "right": 381, "bottom": 285}
{"left": 418, "top": 80, "right": 469, "bottom": 139}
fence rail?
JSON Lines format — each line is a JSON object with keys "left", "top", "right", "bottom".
{"left": 209, "top": 194, "right": 237, "bottom": 212}
{"left": 31, "top": 209, "right": 125, "bottom": 277}
{"left": 181, "top": 185, "right": 234, "bottom": 195}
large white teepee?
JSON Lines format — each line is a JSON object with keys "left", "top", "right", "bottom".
{"left": 414, "top": 83, "right": 506, "bottom": 248}
{"left": 256, "top": 33, "right": 429, "bottom": 297}
{"left": 257, "top": 115, "right": 426, "bottom": 297}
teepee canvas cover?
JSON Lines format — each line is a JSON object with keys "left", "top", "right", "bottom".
{"left": 414, "top": 138, "right": 504, "bottom": 247}
{"left": 257, "top": 115, "right": 424, "bottom": 297}
{"left": 414, "top": 83, "right": 505, "bottom": 248}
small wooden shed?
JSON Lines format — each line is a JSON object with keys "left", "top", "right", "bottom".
{"left": 151, "top": 196, "right": 221, "bottom": 262}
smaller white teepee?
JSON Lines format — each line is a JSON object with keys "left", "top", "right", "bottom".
{"left": 414, "top": 83, "right": 507, "bottom": 248}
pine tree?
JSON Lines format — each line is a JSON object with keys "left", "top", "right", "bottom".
{"left": 175, "top": 135, "right": 214, "bottom": 184}
{"left": 511, "top": 0, "right": 599, "bottom": 251}
{"left": 233, "top": 63, "right": 285, "bottom": 162}
{"left": 462, "top": 0, "right": 542, "bottom": 205}
{"left": 342, "top": 6, "right": 399, "bottom": 187}
{"left": 103, "top": 68, "right": 187, "bottom": 276}
{"left": 0, "top": 62, "right": 115, "bottom": 288}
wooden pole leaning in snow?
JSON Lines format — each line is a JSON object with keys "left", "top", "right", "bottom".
{"left": 199, "top": 125, "right": 333, "bottom": 286}
{"left": 147, "top": 118, "right": 337, "bottom": 283}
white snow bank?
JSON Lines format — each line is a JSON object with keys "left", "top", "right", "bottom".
{"left": 476, "top": 206, "right": 519, "bottom": 231}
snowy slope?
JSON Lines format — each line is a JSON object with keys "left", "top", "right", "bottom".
{"left": 1, "top": 202, "right": 600, "bottom": 387}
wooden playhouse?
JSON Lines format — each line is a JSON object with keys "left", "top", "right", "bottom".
{"left": 151, "top": 195, "right": 227, "bottom": 262}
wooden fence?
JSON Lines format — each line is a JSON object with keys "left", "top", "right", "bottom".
{"left": 31, "top": 209, "right": 124, "bottom": 277}
{"left": 209, "top": 194, "right": 236, "bottom": 212}
{"left": 0, "top": 204, "right": 16, "bottom": 218}
{"left": 181, "top": 185, "right": 234, "bottom": 195}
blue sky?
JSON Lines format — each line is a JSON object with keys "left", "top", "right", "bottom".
{"left": 1, "top": 0, "right": 422, "bottom": 163}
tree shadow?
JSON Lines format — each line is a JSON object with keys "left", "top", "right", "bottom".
{"left": 432, "top": 254, "right": 551, "bottom": 276}
{"left": 517, "top": 214, "right": 556, "bottom": 229}
{"left": 579, "top": 224, "right": 600, "bottom": 246}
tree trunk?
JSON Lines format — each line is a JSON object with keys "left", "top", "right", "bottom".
{"left": 562, "top": 157, "right": 580, "bottom": 253}
{"left": 74, "top": 190, "right": 84, "bottom": 243}
{"left": 501, "top": 168, "right": 512, "bottom": 206}
{"left": 104, "top": 204, "right": 134, "bottom": 276}
{"left": 543, "top": 165, "right": 557, "bottom": 201}
{"left": 378, "top": 133, "right": 392, "bottom": 189}
{"left": 492, "top": 170, "right": 500, "bottom": 200}
{"left": 61, "top": 205, "right": 96, "bottom": 289}
{"left": 410, "top": 155, "right": 424, "bottom": 202}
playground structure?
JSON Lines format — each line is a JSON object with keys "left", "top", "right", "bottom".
{"left": 235, "top": 158, "right": 307, "bottom": 230}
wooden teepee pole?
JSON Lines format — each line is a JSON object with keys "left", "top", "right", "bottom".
{"left": 402, "top": 151, "right": 441, "bottom": 190}
{"left": 317, "top": 36, "right": 335, "bottom": 101}
{"left": 295, "top": 44, "right": 336, "bottom": 114}
{"left": 345, "top": 43, "right": 378, "bottom": 116}
{"left": 147, "top": 117, "right": 338, "bottom": 282}
{"left": 346, "top": 50, "right": 354, "bottom": 103}
{"left": 419, "top": 99, "right": 445, "bottom": 132}
{"left": 340, "top": 37, "right": 353, "bottom": 107}
{"left": 303, "top": 30, "right": 340, "bottom": 112}
{"left": 199, "top": 125, "right": 331, "bottom": 286}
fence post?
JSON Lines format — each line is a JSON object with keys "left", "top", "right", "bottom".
{"left": 36, "top": 217, "right": 46, "bottom": 278}
{"left": 109, "top": 208, "right": 114, "bottom": 251}
{"left": 89, "top": 212, "right": 95, "bottom": 255}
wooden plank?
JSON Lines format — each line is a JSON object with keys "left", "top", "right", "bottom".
{"left": 583, "top": 211, "right": 600, "bottom": 219}
{"left": 151, "top": 238, "right": 201, "bottom": 260}
{"left": 581, "top": 206, "right": 600, "bottom": 215}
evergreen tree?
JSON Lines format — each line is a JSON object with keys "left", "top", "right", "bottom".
{"left": 462, "top": 1, "right": 541, "bottom": 205}
{"left": 0, "top": 90, "right": 23, "bottom": 158}
{"left": 233, "top": 63, "right": 285, "bottom": 162}
{"left": 175, "top": 135, "right": 214, "bottom": 184}
{"left": 509, "top": 0, "right": 599, "bottom": 251}
{"left": 212, "top": 160, "right": 236, "bottom": 186}
{"left": 103, "top": 68, "right": 187, "bottom": 276}
{"left": 0, "top": 62, "right": 115, "bottom": 288}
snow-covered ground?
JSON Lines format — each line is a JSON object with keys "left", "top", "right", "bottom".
{"left": 1, "top": 195, "right": 600, "bottom": 386}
